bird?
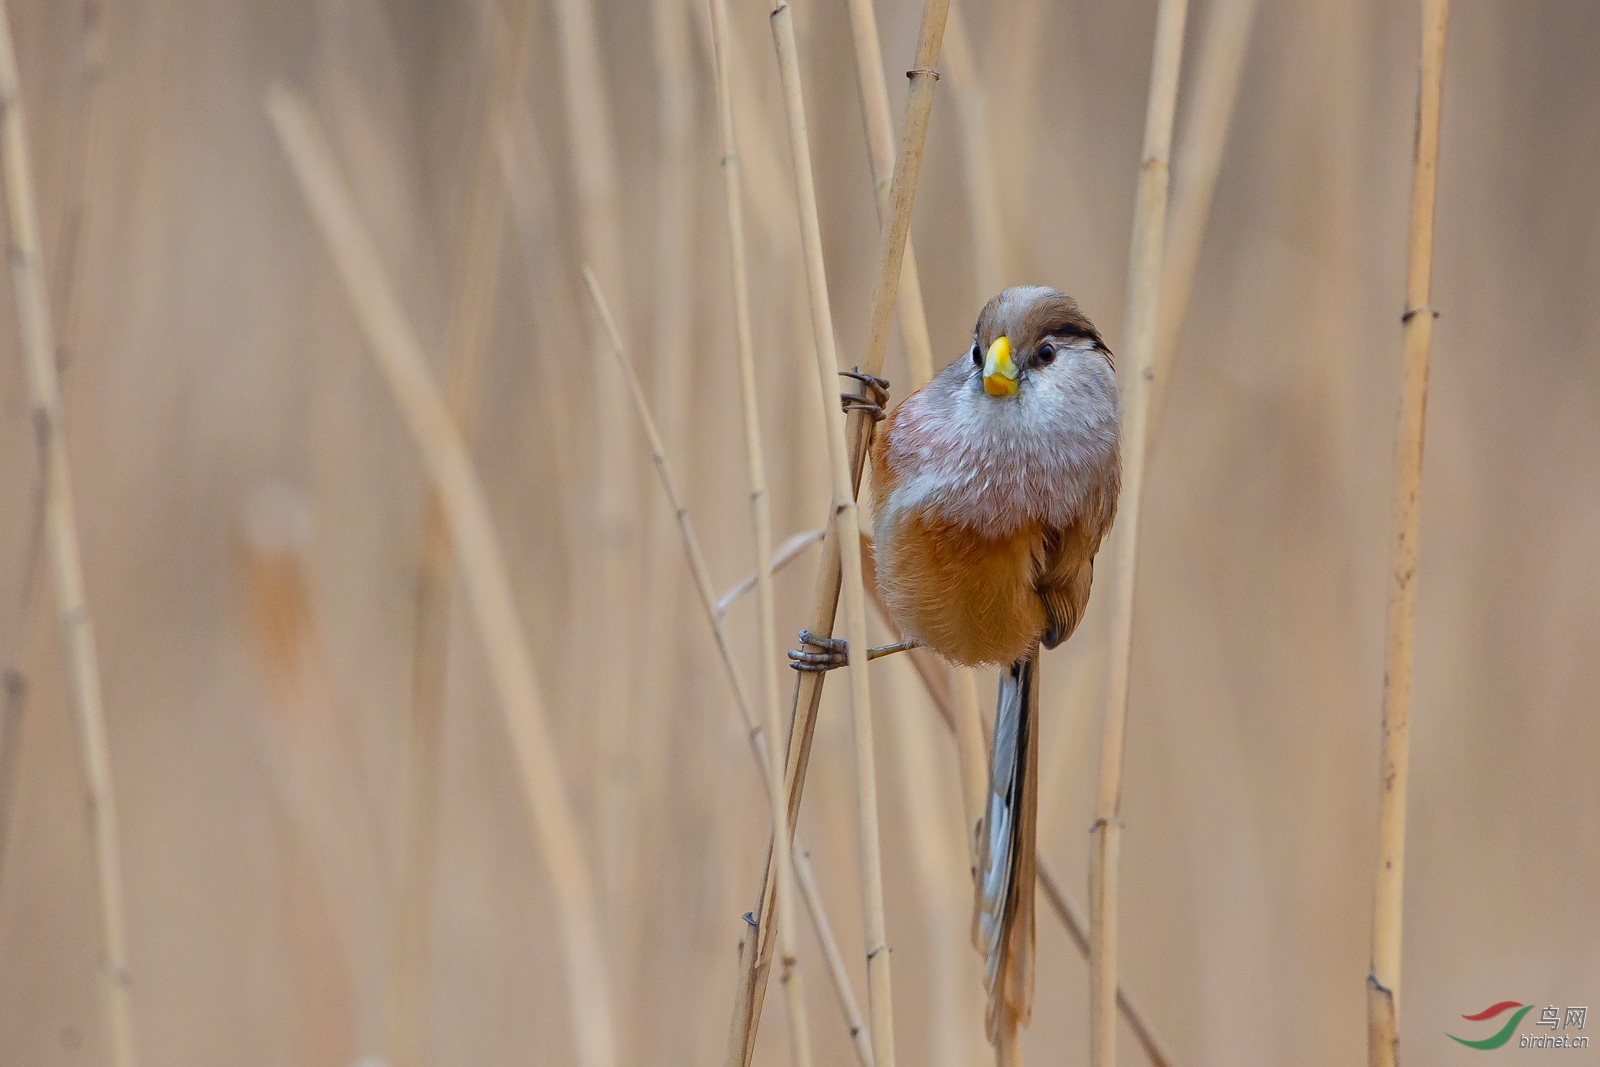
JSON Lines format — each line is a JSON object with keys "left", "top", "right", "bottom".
{"left": 791, "top": 285, "right": 1122, "bottom": 1052}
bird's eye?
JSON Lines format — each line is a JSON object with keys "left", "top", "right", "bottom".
{"left": 1036, "top": 343, "right": 1057, "bottom": 365}
{"left": 971, "top": 343, "right": 982, "bottom": 366}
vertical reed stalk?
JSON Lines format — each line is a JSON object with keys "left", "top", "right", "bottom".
{"left": 1369, "top": 3, "right": 1448, "bottom": 1063}
{"left": 389, "top": 7, "right": 536, "bottom": 1066}
{"left": 940, "top": 0, "right": 1004, "bottom": 304}
{"left": 581, "top": 271, "right": 870, "bottom": 1067}
{"left": 0, "top": 5, "right": 138, "bottom": 1065}
{"left": 841, "top": 0, "right": 986, "bottom": 870}
{"left": 1090, "top": 2, "right": 1189, "bottom": 1066}
{"left": 769, "top": 6, "right": 896, "bottom": 1064}
{"left": 268, "top": 88, "right": 616, "bottom": 1067}
{"left": 724, "top": 5, "right": 950, "bottom": 1062}
{"left": 630, "top": 0, "right": 697, "bottom": 1029}
{"left": 1149, "top": 0, "right": 1260, "bottom": 437}
{"left": 549, "top": 0, "right": 638, "bottom": 914}
{"left": 707, "top": 2, "right": 815, "bottom": 1065}
{"left": 841, "top": 0, "right": 934, "bottom": 383}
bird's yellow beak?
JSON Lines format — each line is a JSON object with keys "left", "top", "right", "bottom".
{"left": 983, "top": 335, "right": 1019, "bottom": 396}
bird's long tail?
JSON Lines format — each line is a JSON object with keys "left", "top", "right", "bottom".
{"left": 974, "top": 645, "right": 1039, "bottom": 1049}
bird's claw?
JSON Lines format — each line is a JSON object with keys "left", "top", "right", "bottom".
{"left": 788, "top": 629, "right": 848, "bottom": 672}
{"left": 839, "top": 369, "right": 890, "bottom": 423}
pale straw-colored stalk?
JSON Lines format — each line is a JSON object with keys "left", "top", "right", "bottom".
{"left": 1149, "top": 0, "right": 1261, "bottom": 438}
{"left": 714, "top": 528, "right": 826, "bottom": 619}
{"left": 581, "top": 270, "right": 870, "bottom": 1067}
{"left": 0, "top": 5, "right": 138, "bottom": 1065}
{"left": 941, "top": 0, "right": 1004, "bottom": 303}
{"left": 842, "top": 0, "right": 935, "bottom": 384}
{"left": 706, "top": 0, "right": 815, "bottom": 1063}
{"left": 389, "top": 6, "right": 536, "bottom": 1066}
{"left": 724, "top": 6, "right": 950, "bottom": 1063}
{"left": 629, "top": 0, "right": 697, "bottom": 1021}
{"left": 768, "top": 5, "right": 898, "bottom": 1064}
{"left": 841, "top": 0, "right": 987, "bottom": 875}
{"left": 1369, "top": 3, "right": 1448, "bottom": 1063}
{"left": 0, "top": 0, "right": 105, "bottom": 890}
{"left": 267, "top": 87, "right": 616, "bottom": 1067}
{"left": 1090, "top": 2, "right": 1190, "bottom": 1066}
{"left": 549, "top": 0, "right": 638, "bottom": 915}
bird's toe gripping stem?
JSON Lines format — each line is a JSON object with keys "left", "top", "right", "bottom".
{"left": 839, "top": 369, "right": 890, "bottom": 423}
{"left": 788, "top": 629, "right": 847, "bottom": 672}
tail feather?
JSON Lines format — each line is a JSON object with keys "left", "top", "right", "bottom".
{"left": 974, "top": 647, "right": 1039, "bottom": 1045}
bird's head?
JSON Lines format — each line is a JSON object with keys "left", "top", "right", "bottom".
{"left": 968, "top": 285, "right": 1112, "bottom": 398}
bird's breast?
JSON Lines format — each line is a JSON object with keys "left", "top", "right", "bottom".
{"left": 870, "top": 484, "right": 1047, "bottom": 667}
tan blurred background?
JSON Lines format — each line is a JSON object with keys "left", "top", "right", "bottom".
{"left": 0, "top": 1, "right": 1596, "bottom": 1065}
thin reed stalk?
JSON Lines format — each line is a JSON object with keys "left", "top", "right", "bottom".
{"left": 581, "top": 270, "right": 870, "bottom": 1067}
{"left": 941, "top": 0, "right": 1004, "bottom": 303}
{"left": 0, "top": 5, "right": 138, "bottom": 1065}
{"left": 707, "top": 2, "right": 815, "bottom": 1064}
{"left": 1090, "top": 2, "right": 1190, "bottom": 1066}
{"left": 842, "top": 0, "right": 934, "bottom": 383}
{"left": 629, "top": 0, "right": 697, "bottom": 1037}
{"left": 389, "top": 6, "right": 536, "bottom": 1065}
{"left": 1149, "top": 0, "right": 1260, "bottom": 438}
{"left": 267, "top": 87, "right": 617, "bottom": 1067}
{"left": 549, "top": 0, "right": 638, "bottom": 915}
{"left": 714, "top": 528, "right": 825, "bottom": 619}
{"left": 841, "top": 0, "right": 986, "bottom": 872}
{"left": 768, "top": 6, "right": 899, "bottom": 1063}
{"left": 725, "top": 6, "right": 950, "bottom": 1062}
{"left": 1369, "top": 3, "right": 1448, "bottom": 1063}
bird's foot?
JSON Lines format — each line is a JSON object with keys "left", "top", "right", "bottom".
{"left": 839, "top": 369, "right": 891, "bottom": 423}
{"left": 788, "top": 630, "right": 920, "bottom": 672}
{"left": 789, "top": 630, "right": 847, "bottom": 672}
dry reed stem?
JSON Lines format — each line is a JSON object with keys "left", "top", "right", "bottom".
{"left": 1090, "top": 1, "right": 1190, "bottom": 1065}
{"left": 550, "top": 0, "right": 639, "bottom": 916}
{"left": 706, "top": 2, "right": 815, "bottom": 1060}
{"left": 841, "top": 0, "right": 985, "bottom": 874}
{"left": 1369, "top": 3, "right": 1448, "bottom": 1063}
{"left": 768, "top": 6, "right": 898, "bottom": 1064}
{"left": 631, "top": 0, "right": 698, "bottom": 1027}
{"left": 0, "top": 5, "right": 138, "bottom": 1065}
{"left": 940, "top": 0, "right": 1004, "bottom": 303}
{"left": 726, "top": 6, "right": 950, "bottom": 1063}
{"left": 1149, "top": 0, "right": 1260, "bottom": 438}
{"left": 389, "top": 7, "right": 537, "bottom": 1065}
{"left": 267, "top": 87, "right": 617, "bottom": 1067}
{"left": 842, "top": 0, "right": 934, "bottom": 383}
{"left": 581, "top": 269, "right": 870, "bottom": 1067}
{"left": 714, "top": 527, "right": 825, "bottom": 619}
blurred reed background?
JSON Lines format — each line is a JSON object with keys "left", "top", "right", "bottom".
{"left": 0, "top": 1, "right": 1597, "bottom": 1065}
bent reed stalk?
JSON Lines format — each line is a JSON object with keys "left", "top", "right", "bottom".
{"left": 1369, "top": 2, "right": 1449, "bottom": 1064}
{"left": 1090, "top": 2, "right": 1190, "bottom": 1066}
{"left": 0, "top": 5, "right": 139, "bottom": 1065}
{"left": 581, "top": 270, "right": 871, "bottom": 1067}
{"left": 706, "top": 1, "right": 816, "bottom": 1063}
{"left": 268, "top": 87, "right": 617, "bottom": 1067}
{"left": 725, "top": 5, "right": 951, "bottom": 1064}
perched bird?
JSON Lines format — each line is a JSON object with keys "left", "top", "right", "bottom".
{"left": 792, "top": 285, "right": 1121, "bottom": 1049}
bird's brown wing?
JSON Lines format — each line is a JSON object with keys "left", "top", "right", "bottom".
{"left": 1034, "top": 523, "right": 1099, "bottom": 649}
